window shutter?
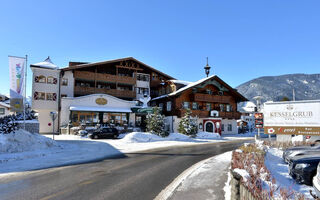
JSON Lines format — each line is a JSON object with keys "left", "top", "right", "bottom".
{"left": 53, "top": 78, "right": 57, "bottom": 84}
{"left": 53, "top": 93, "right": 57, "bottom": 101}
{"left": 35, "top": 76, "right": 39, "bottom": 83}
{"left": 34, "top": 92, "right": 39, "bottom": 100}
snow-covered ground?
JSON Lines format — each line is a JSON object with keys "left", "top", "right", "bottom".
{"left": 0, "top": 131, "right": 253, "bottom": 178}
{"left": 265, "top": 147, "right": 315, "bottom": 199}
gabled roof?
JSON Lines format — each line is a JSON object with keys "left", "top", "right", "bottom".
{"left": 0, "top": 102, "right": 10, "bottom": 108}
{"left": 152, "top": 75, "right": 248, "bottom": 102}
{"left": 30, "top": 57, "right": 59, "bottom": 70}
{"left": 62, "top": 57, "right": 175, "bottom": 80}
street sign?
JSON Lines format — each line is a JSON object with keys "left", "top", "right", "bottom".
{"left": 254, "top": 113, "right": 264, "bottom": 128}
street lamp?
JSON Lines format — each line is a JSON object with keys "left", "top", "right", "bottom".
{"left": 204, "top": 57, "right": 211, "bottom": 77}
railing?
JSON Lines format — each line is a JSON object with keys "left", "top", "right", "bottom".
{"left": 178, "top": 109, "right": 241, "bottom": 119}
{"left": 192, "top": 93, "right": 232, "bottom": 103}
{"left": 74, "top": 71, "right": 136, "bottom": 85}
{"left": 74, "top": 86, "right": 136, "bottom": 98}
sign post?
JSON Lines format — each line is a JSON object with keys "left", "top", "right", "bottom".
{"left": 50, "top": 111, "right": 57, "bottom": 140}
{"left": 254, "top": 113, "right": 264, "bottom": 140}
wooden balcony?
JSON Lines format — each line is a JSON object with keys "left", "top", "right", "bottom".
{"left": 74, "top": 86, "right": 136, "bottom": 99}
{"left": 191, "top": 93, "right": 232, "bottom": 103}
{"left": 178, "top": 109, "right": 241, "bottom": 119}
{"left": 74, "top": 71, "right": 136, "bottom": 85}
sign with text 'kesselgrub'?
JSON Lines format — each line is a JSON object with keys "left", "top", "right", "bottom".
{"left": 264, "top": 100, "right": 320, "bottom": 135}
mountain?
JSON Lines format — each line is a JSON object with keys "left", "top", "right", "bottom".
{"left": 236, "top": 73, "right": 320, "bottom": 103}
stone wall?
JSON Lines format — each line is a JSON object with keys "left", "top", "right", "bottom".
{"left": 16, "top": 120, "right": 40, "bottom": 134}
{"left": 230, "top": 170, "right": 257, "bottom": 200}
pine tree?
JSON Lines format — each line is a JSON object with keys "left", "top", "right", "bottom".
{"left": 178, "top": 109, "right": 198, "bottom": 136}
{"left": 145, "top": 107, "right": 168, "bottom": 137}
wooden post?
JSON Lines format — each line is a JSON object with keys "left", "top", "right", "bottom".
{"left": 94, "top": 66, "right": 97, "bottom": 93}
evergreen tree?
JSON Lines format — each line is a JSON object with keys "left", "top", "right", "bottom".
{"left": 178, "top": 109, "right": 198, "bottom": 136}
{"left": 145, "top": 107, "right": 168, "bottom": 137}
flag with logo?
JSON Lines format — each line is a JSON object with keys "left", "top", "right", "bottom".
{"left": 9, "top": 56, "right": 26, "bottom": 112}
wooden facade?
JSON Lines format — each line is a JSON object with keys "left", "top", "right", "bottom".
{"left": 152, "top": 76, "right": 247, "bottom": 120}
{"left": 62, "top": 57, "right": 174, "bottom": 100}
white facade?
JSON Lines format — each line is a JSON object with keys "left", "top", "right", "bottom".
{"left": 60, "top": 71, "right": 74, "bottom": 98}
{"left": 60, "top": 94, "right": 137, "bottom": 127}
{"left": 31, "top": 58, "right": 60, "bottom": 133}
{"left": 136, "top": 73, "right": 150, "bottom": 100}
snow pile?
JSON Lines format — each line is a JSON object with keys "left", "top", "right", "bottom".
{"left": 196, "top": 132, "right": 221, "bottom": 139}
{"left": 265, "top": 148, "right": 314, "bottom": 199}
{"left": 292, "top": 135, "right": 304, "bottom": 143}
{"left": 121, "top": 132, "right": 192, "bottom": 143}
{"left": 233, "top": 168, "right": 250, "bottom": 182}
{"left": 0, "top": 130, "right": 57, "bottom": 153}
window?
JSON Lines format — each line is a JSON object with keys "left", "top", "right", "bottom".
{"left": 137, "top": 74, "right": 149, "bottom": 82}
{"left": 226, "top": 104, "right": 231, "bottom": 112}
{"left": 0, "top": 108, "right": 5, "bottom": 115}
{"left": 221, "top": 124, "right": 225, "bottom": 131}
{"left": 206, "top": 89, "right": 213, "bottom": 95}
{"left": 228, "top": 124, "right": 232, "bottom": 132}
{"left": 220, "top": 104, "right": 225, "bottom": 112}
{"left": 37, "top": 92, "right": 45, "bottom": 100}
{"left": 62, "top": 78, "right": 68, "bottom": 86}
{"left": 183, "top": 102, "right": 189, "bottom": 109}
{"left": 46, "top": 93, "right": 57, "bottom": 101}
{"left": 166, "top": 101, "right": 172, "bottom": 111}
{"left": 37, "top": 75, "right": 46, "bottom": 83}
{"left": 206, "top": 103, "right": 211, "bottom": 111}
{"left": 159, "top": 103, "right": 164, "bottom": 110}
{"left": 192, "top": 102, "right": 198, "bottom": 110}
{"left": 47, "top": 76, "right": 54, "bottom": 84}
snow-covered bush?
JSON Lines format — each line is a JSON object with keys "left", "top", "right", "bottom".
{"left": 145, "top": 107, "right": 168, "bottom": 137}
{"left": 178, "top": 109, "right": 198, "bottom": 137}
{"left": 0, "top": 115, "right": 18, "bottom": 134}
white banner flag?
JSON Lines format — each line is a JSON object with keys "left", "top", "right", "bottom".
{"left": 9, "top": 56, "right": 26, "bottom": 112}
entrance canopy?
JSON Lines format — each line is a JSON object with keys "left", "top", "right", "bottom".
{"left": 70, "top": 106, "right": 132, "bottom": 113}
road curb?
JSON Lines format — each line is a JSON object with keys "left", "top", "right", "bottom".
{"left": 154, "top": 156, "right": 214, "bottom": 200}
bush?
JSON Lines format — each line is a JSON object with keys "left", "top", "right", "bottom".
{"left": 145, "top": 107, "right": 168, "bottom": 137}
{"left": 178, "top": 109, "right": 198, "bottom": 136}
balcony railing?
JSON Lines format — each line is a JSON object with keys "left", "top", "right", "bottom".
{"left": 74, "top": 86, "right": 136, "bottom": 98}
{"left": 178, "top": 109, "right": 241, "bottom": 119}
{"left": 191, "top": 93, "right": 232, "bottom": 103}
{"left": 74, "top": 71, "right": 136, "bottom": 85}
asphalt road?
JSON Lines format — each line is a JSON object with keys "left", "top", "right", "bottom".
{"left": 0, "top": 140, "right": 251, "bottom": 200}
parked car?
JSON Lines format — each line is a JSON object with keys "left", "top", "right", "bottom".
{"left": 312, "top": 163, "right": 320, "bottom": 197}
{"left": 289, "top": 155, "right": 320, "bottom": 185}
{"left": 305, "top": 135, "right": 320, "bottom": 143}
{"left": 283, "top": 144, "right": 320, "bottom": 163}
{"left": 88, "top": 128, "right": 119, "bottom": 139}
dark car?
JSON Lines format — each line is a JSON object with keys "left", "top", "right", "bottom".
{"left": 88, "top": 128, "right": 119, "bottom": 139}
{"left": 289, "top": 155, "right": 320, "bottom": 185}
{"left": 283, "top": 144, "right": 320, "bottom": 163}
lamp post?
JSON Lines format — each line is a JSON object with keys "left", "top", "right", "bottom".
{"left": 204, "top": 57, "right": 211, "bottom": 77}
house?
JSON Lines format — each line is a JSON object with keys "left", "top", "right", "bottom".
{"left": 31, "top": 57, "right": 174, "bottom": 133}
{"left": 151, "top": 75, "right": 248, "bottom": 135}
{"left": 0, "top": 102, "right": 10, "bottom": 117}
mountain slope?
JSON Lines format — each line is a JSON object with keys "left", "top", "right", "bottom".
{"left": 236, "top": 73, "right": 320, "bottom": 102}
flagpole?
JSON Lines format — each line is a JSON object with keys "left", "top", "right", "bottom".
{"left": 23, "top": 55, "right": 28, "bottom": 130}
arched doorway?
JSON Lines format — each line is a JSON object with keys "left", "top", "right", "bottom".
{"left": 205, "top": 121, "right": 214, "bottom": 132}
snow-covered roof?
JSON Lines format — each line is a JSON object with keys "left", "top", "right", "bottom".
{"left": 169, "top": 80, "right": 192, "bottom": 86}
{"left": 70, "top": 106, "right": 132, "bottom": 113}
{"left": 152, "top": 75, "right": 216, "bottom": 100}
{"left": 0, "top": 102, "right": 10, "bottom": 108}
{"left": 241, "top": 101, "right": 256, "bottom": 113}
{"left": 31, "top": 57, "right": 58, "bottom": 69}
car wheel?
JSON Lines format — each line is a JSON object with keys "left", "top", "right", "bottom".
{"left": 113, "top": 134, "right": 118, "bottom": 139}
{"left": 94, "top": 135, "right": 99, "bottom": 139}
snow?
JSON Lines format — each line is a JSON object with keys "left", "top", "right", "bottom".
{"left": 196, "top": 131, "right": 221, "bottom": 139}
{"left": 0, "top": 130, "right": 57, "bottom": 153}
{"left": 265, "top": 148, "right": 315, "bottom": 199}
{"left": 15, "top": 119, "right": 39, "bottom": 124}
{"left": 0, "top": 102, "right": 10, "bottom": 108}
{"left": 302, "top": 80, "right": 309, "bottom": 84}
{"left": 292, "top": 135, "right": 304, "bottom": 143}
{"left": 224, "top": 170, "right": 232, "bottom": 200}
{"left": 31, "top": 57, "right": 58, "bottom": 69}
{"left": 0, "top": 130, "right": 249, "bottom": 178}
{"left": 169, "top": 79, "right": 192, "bottom": 85}
{"left": 70, "top": 106, "right": 132, "bottom": 113}
{"left": 152, "top": 75, "right": 216, "bottom": 100}
{"left": 233, "top": 168, "right": 250, "bottom": 182}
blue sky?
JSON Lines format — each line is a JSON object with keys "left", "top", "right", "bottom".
{"left": 1, "top": 0, "right": 319, "bottom": 97}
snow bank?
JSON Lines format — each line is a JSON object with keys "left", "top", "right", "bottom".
{"left": 196, "top": 132, "right": 221, "bottom": 139}
{"left": 121, "top": 132, "right": 193, "bottom": 143}
{"left": 233, "top": 168, "right": 250, "bottom": 182}
{"left": 0, "top": 130, "right": 58, "bottom": 153}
